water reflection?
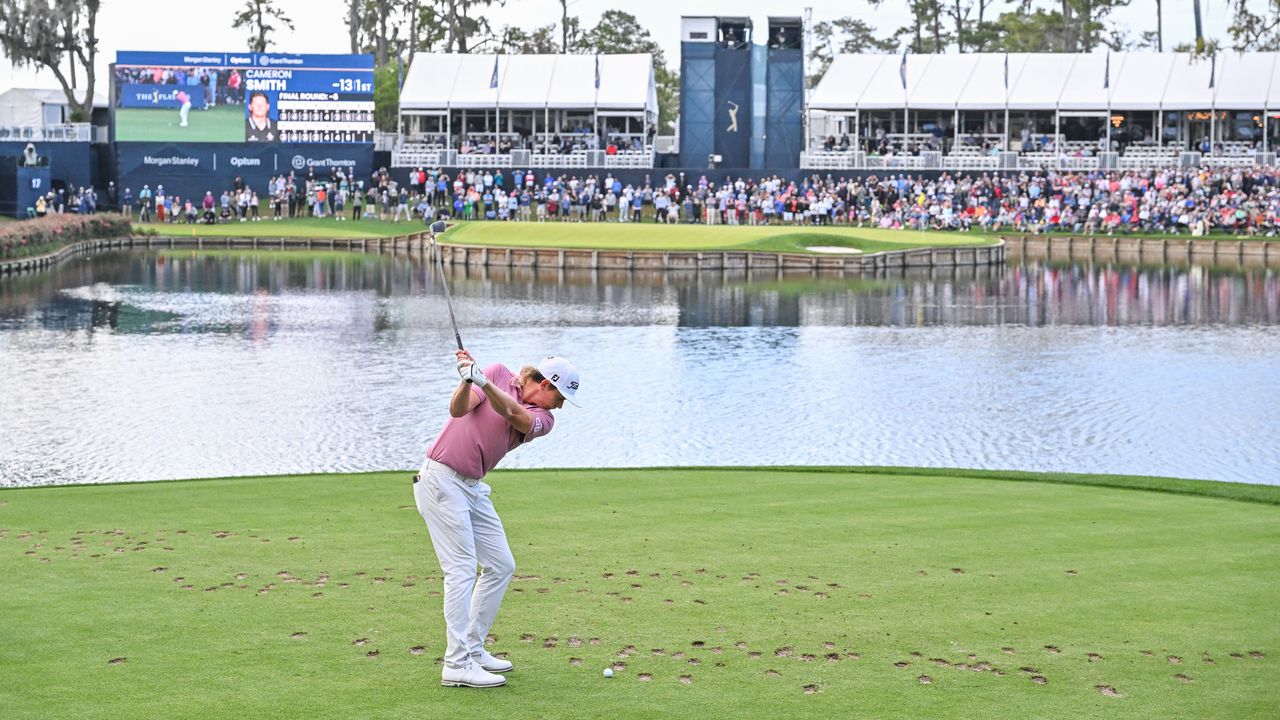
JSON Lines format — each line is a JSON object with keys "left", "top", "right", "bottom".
{"left": 1, "top": 250, "right": 1277, "bottom": 488}
{"left": 2, "top": 251, "right": 1276, "bottom": 332}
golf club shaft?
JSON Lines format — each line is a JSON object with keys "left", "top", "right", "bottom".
{"left": 430, "top": 232, "right": 470, "bottom": 382}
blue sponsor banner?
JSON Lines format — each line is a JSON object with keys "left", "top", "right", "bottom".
{"left": 119, "top": 84, "right": 207, "bottom": 109}
{"left": 116, "top": 52, "right": 373, "bottom": 71}
{"left": 115, "top": 142, "right": 375, "bottom": 200}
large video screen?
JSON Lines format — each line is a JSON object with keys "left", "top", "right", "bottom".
{"left": 113, "top": 51, "right": 375, "bottom": 144}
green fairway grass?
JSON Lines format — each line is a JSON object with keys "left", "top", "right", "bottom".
{"left": 133, "top": 218, "right": 999, "bottom": 254}
{"left": 130, "top": 215, "right": 1277, "bottom": 252}
{"left": 115, "top": 104, "right": 244, "bottom": 143}
{"left": 444, "top": 221, "right": 998, "bottom": 254}
{"left": 135, "top": 215, "right": 418, "bottom": 239}
{"left": 2, "top": 467, "right": 1275, "bottom": 718}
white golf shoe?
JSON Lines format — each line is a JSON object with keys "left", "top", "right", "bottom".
{"left": 473, "top": 649, "right": 514, "bottom": 673}
{"left": 441, "top": 661, "right": 506, "bottom": 688}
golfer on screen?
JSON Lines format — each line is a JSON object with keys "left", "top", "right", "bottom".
{"left": 415, "top": 349, "right": 580, "bottom": 688}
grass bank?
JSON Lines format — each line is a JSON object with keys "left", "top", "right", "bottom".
{"left": 131, "top": 218, "right": 997, "bottom": 254}
{"left": 1, "top": 467, "right": 1276, "bottom": 718}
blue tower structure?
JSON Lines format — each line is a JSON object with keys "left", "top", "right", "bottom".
{"left": 679, "top": 16, "right": 805, "bottom": 170}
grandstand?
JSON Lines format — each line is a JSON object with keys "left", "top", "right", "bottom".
{"left": 805, "top": 52, "right": 1280, "bottom": 172}
{"left": 394, "top": 53, "right": 658, "bottom": 170}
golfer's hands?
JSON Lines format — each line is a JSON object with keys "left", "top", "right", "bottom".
{"left": 455, "top": 350, "right": 488, "bottom": 387}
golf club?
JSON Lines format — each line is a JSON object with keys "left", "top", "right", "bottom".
{"left": 428, "top": 217, "right": 471, "bottom": 383}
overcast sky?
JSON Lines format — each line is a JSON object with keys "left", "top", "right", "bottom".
{"left": 0, "top": 0, "right": 1252, "bottom": 96}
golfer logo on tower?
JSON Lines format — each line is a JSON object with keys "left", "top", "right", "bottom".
{"left": 414, "top": 221, "right": 581, "bottom": 688}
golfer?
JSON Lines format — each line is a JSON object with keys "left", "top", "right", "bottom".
{"left": 245, "top": 91, "right": 277, "bottom": 142}
{"left": 415, "top": 349, "right": 580, "bottom": 688}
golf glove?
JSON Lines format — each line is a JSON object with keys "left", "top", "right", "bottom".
{"left": 457, "top": 360, "right": 488, "bottom": 388}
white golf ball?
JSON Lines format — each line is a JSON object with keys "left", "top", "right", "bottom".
{"left": 603, "top": 668, "right": 614, "bottom": 678}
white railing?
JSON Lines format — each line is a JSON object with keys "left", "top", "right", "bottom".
{"left": 1057, "top": 155, "right": 1102, "bottom": 170}
{"left": 392, "top": 145, "right": 444, "bottom": 168}
{"left": 1202, "top": 155, "right": 1259, "bottom": 168}
{"left": 456, "top": 153, "right": 511, "bottom": 168}
{"left": 798, "top": 152, "right": 855, "bottom": 169}
{"left": 530, "top": 153, "right": 589, "bottom": 168}
{"left": 943, "top": 154, "right": 1000, "bottom": 170}
{"left": 0, "top": 123, "right": 93, "bottom": 142}
{"left": 801, "top": 146, "right": 1270, "bottom": 172}
{"left": 603, "top": 152, "right": 655, "bottom": 169}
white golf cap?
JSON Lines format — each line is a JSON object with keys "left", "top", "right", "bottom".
{"left": 537, "top": 356, "right": 581, "bottom": 407}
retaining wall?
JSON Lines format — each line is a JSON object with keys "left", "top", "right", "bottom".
{"left": 1004, "top": 235, "right": 1280, "bottom": 269}
{"left": 1, "top": 234, "right": 1007, "bottom": 278}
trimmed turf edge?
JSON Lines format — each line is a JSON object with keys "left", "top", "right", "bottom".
{"left": 3, "top": 465, "right": 1275, "bottom": 505}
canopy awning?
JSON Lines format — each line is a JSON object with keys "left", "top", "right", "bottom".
{"left": 399, "top": 53, "right": 656, "bottom": 114}
{"left": 808, "top": 51, "right": 1279, "bottom": 112}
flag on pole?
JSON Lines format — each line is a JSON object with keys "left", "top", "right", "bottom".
{"left": 595, "top": 53, "right": 601, "bottom": 89}
{"left": 1103, "top": 50, "right": 1110, "bottom": 89}
{"left": 1003, "top": 52, "right": 1009, "bottom": 90}
{"left": 899, "top": 49, "right": 908, "bottom": 90}
{"left": 490, "top": 54, "right": 500, "bottom": 89}
{"left": 1209, "top": 52, "right": 1216, "bottom": 89}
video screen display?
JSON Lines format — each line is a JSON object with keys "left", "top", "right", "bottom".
{"left": 113, "top": 51, "right": 375, "bottom": 144}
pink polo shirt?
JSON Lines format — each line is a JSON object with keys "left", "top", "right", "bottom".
{"left": 425, "top": 363, "right": 554, "bottom": 479}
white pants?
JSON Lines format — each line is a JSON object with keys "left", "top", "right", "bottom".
{"left": 413, "top": 460, "right": 515, "bottom": 669}
{"left": 179, "top": 102, "right": 190, "bottom": 126}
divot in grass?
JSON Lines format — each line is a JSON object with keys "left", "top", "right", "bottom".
{"left": 1097, "top": 684, "right": 1122, "bottom": 697}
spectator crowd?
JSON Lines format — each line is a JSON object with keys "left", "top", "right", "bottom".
{"left": 55, "top": 164, "right": 1280, "bottom": 238}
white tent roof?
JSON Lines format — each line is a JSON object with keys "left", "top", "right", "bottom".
{"left": 0, "top": 87, "right": 109, "bottom": 125}
{"left": 596, "top": 54, "right": 656, "bottom": 112}
{"left": 498, "top": 54, "right": 556, "bottom": 110}
{"left": 448, "top": 54, "right": 503, "bottom": 110}
{"left": 808, "top": 54, "right": 887, "bottom": 110}
{"left": 956, "top": 53, "right": 1028, "bottom": 110}
{"left": 400, "top": 54, "right": 464, "bottom": 111}
{"left": 1108, "top": 52, "right": 1176, "bottom": 110}
{"left": 809, "top": 52, "right": 1280, "bottom": 112}
{"left": 908, "top": 54, "right": 978, "bottom": 108}
{"left": 399, "top": 53, "right": 656, "bottom": 114}
{"left": 1162, "top": 52, "right": 1221, "bottom": 109}
{"left": 1007, "top": 53, "right": 1075, "bottom": 110}
{"left": 855, "top": 53, "right": 936, "bottom": 110}
{"left": 1214, "top": 52, "right": 1278, "bottom": 108}
{"left": 1057, "top": 53, "right": 1111, "bottom": 110}
{"left": 546, "top": 55, "right": 596, "bottom": 110}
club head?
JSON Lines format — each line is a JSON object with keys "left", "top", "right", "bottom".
{"left": 430, "top": 220, "right": 447, "bottom": 235}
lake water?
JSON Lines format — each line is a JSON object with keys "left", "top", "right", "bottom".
{"left": 1, "top": 250, "right": 1277, "bottom": 487}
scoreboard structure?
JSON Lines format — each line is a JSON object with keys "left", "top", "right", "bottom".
{"left": 112, "top": 51, "right": 375, "bottom": 144}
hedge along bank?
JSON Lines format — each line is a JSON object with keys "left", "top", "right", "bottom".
{"left": 0, "top": 215, "right": 133, "bottom": 261}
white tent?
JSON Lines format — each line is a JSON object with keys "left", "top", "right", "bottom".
{"left": 1108, "top": 52, "right": 1176, "bottom": 110}
{"left": 957, "top": 53, "right": 1028, "bottom": 110}
{"left": 399, "top": 55, "right": 464, "bottom": 112}
{"left": 1057, "top": 53, "right": 1111, "bottom": 110}
{"left": 1214, "top": 52, "right": 1278, "bottom": 109}
{"left": 399, "top": 53, "right": 656, "bottom": 116}
{"left": 908, "top": 54, "right": 978, "bottom": 108}
{"left": 808, "top": 51, "right": 1277, "bottom": 112}
{"left": 0, "top": 88, "right": 107, "bottom": 126}
{"left": 807, "top": 54, "right": 886, "bottom": 111}
{"left": 1163, "top": 53, "right": 1225, "bottom": 110}
{"left": 855, "top": 53, "right": 936, "bottom": 110}
{"left": 1007, "top": 53, "right": 1075, "bottom": 110}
